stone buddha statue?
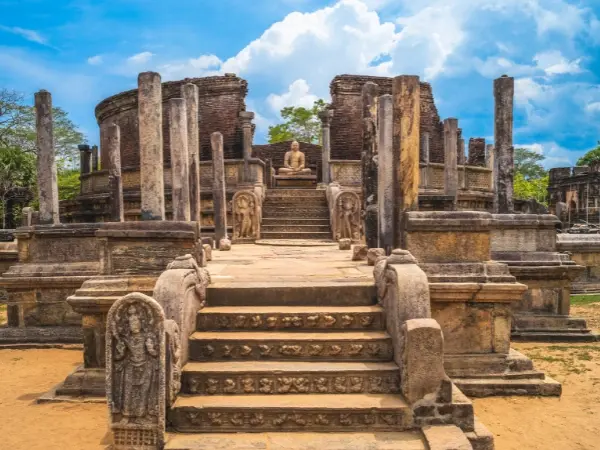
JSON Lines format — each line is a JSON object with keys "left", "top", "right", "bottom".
{"left": 278, "top": 141, "right": 311, "bottom": 175}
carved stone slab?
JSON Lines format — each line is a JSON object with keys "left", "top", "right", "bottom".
{"left": 106, "top": 292, "right": 165, "bottom": 450}
{"left": 232, "top": 190, "right": 260, "bottom": 242}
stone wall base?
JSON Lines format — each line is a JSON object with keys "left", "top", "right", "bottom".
{"left": 512, "top": 313, "right": 599, "bottom": 342}
{"left": 0, "top": 325, "right": 81, "bottom": 346}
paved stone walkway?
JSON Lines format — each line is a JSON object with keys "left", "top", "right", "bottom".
{"left": 208, "top": 242, "right": 374, "bottom": 284}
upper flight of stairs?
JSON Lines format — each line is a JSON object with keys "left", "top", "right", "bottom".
{"left": 261, "top": 189, "right": 332, "bottom": 240}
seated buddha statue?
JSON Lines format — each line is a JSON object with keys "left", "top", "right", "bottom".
{"left": 277, "top": 141, "right": 312, "bottom": 175}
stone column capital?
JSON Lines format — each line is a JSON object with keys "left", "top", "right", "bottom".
{"left": 318, "top": 109, "right": 334, "bottom": 127}
{"left": 239, "top": 111, "right": 255, "bottom": 126}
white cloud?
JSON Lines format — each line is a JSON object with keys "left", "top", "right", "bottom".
{"left": 586, "top": 102, "right": 600, "bottom": 113}
{"left": 87, "top": 55, "right": 103, "bottom": 65}
{"left": 267, "top": 79, "right": 319, "bottom": 112}
{"left": 159, "top": 54, "right": 222, "bottom": 80}
{"left": 520, "top": 141, "right": 579, "bottom": 167}
{"left": 0, "top": 26, "right": 47, "bottom": 45}
{"left": 533, "top": 50, "right": 581, "bottom": 75}
{"left": 127, "top": 51, "right": 154, "bottom": 64}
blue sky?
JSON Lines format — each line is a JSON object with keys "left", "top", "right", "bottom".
{"left": 1, "top": 0, "right": 600, "bottom": 168}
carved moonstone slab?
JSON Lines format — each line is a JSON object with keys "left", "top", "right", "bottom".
{"left": 106, "top": 292, "right": 166, "bottom": 450}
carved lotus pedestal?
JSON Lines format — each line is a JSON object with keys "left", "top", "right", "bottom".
{"left": 404, "top": 211, "right": 562, "bottom": 397}
{"left": 491, "top": 214, "right": 597, "bottom": 342}
{"left": 51, "top": 221, "right": 202, "bottom": 399}
{"left": 0, "top": 224, "right": 101, "bottom": 345}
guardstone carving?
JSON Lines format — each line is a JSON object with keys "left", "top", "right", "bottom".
{"left": 232, "top": 190, "right": 260, "bottom": 242}
{"left": 333, "top": 191, "right": 361, "bottom": 242}
{"left": 106, "top": 292, "right": 166, "bottom": 450}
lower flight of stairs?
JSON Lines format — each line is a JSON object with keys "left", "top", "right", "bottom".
{"left": 261, "top": 188, "right": 332, "bottom": 240}
{"left": 166, "top": 283, "right": 492, "bottom": 449}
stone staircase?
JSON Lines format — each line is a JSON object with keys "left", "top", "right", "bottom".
{"left": 261, "top": 189, "right": 332, "bottom": 240}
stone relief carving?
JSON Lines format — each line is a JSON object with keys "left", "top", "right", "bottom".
{"left": 232, "top": 190, "right": 260, "bottom": 241}
{"left": 333, "top": 191, "right": 361, "bottom": 242}
{"left": 106, "top": 292, "right": 165, "bottom": 450}
{"left": 165, "top": 319, "right": 181, "bottom": 407}
{"left": 197, "top": 312, "right": 381, "bottom": 330}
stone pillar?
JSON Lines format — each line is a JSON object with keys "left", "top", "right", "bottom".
{"left": 392, "top": 76, "right": 420, "bottom": 249}
{"left": 239, "top": 111, "right": 255, "bottom": 183}
{"left": 444, "top": 119, "right": 459, "bottom": 205}
{"left": 138, "top": 71, "right": 165, "bottom": 221}
{"left": 362, "top": 82, "right": 379, "bottom": 249}
{"left": 169, "top": 98, "right": 191, "bottom": 221}
{"left": 182, "top": 83, "right": 201, "bottom": 223}
{"left": 78, "top": 144, "right": 91, "bottom": 175}
{"left": 91, "top": 145, "right": 99, "bottom": 171}
{"left": 457, "top": 128, "right": 466, "bottom": 165}
{"left": 468, "top": 138, "right": 487, "bottom": 166}
{"left": 487, "top": 144, "right": 495, "bottom": 191}
{"left": 319, "top": 109, "right": 334, "bottom": 184}
{"left": 107, "top": 124, "right": 124, "bottom": 222}
{"left": 420, "top": 132, "right": 430, "bottom": 164}
{"left": 34, "top": 90, "right": 60, "bottom": 225}
{"left": 494, "top": 75, "right": 515, "bottom": 214}
{"left": 211, "top": 132, "right": 227, "bottom": 246}
{"left": 378, "top": 94, "right": 394, "bottom": 254}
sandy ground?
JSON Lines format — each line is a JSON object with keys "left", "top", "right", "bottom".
{"left": 0, "top": 302, "right": 598, "bottom": 449}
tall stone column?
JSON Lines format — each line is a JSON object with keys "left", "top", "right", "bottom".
{"left": 420, "top": 132, "right": 430, "bottom": 188}
{"left": 239, "top": 111, "right": 255, "bottom": 183}
{"left": 457, "top": 128, "right": 466, "bottom": 165}
{"left": 377, "top": 94, "right": 394, "bottom": 254}
{"left": 392, "top": 76, "right": 420, "bottom": 249}
{"left": 182, "top": 83, "right": 201, "bottom": 223}
{"left": 34, "top": 90, "right": 59, "bottom": 225}
{"left": 138, "top": 71, "right": 165, "bottom": 221}
{"left": 169, "top": 98, "right": 191, "bottom": 221}
{"left": 319, "top": 109, "right": 334, "bottom": 184}
{"left": 211, "top": 132, "right": 227, "bottom": 246}
{"left": 487, "top": 144, "right": 496, "bottom": 191}
{"left": 362, "top": 82, "right": 379, "bottom": 248}
{"left": 494, "top": 75, "right": 515, "bottom": 214}
{"left": 107, "top": 124, "right": 124, "bottom": 222}
{"left": 79, "top": 144, "right": 91, "bottom": 175}
{"left": 91, "top": 145, "right": 99, "bottom": 171}
{"left": 444, "top": 118, "right": 459, "bottom": 206}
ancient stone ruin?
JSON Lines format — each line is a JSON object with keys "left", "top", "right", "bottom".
{"left": 1, "top": 69, "right": 598, "bottom": 449}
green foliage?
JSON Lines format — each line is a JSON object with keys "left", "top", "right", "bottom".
{"left": 268, "top": 99, "right": 327, "bottom": 144}
{"left": 514, "top": 172, "right": 549, "bottom": 204}
{"left": 0, "top": 146, "right": 36, "bottom": 227}
{"left": 514, "top": 147, "right": 546, "bottom": 180}
{"left": 576, "top": 142, "right": 600, "bottom": 167}
{"left": 57, "top": 169, "right": 81, "bottom": 201}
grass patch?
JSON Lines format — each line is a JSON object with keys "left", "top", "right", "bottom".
{"left": 571, "top": 294, "right": 600, "bottom": 305}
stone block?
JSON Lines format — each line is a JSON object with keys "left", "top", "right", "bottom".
{"left": 406, "top": 231, "right": 490, "bottom": 263}
{"left": 367, "top": 248, "right": 386, "bottom": 266}
{"left": 219, "top": 238, "right": 232, "bottom": 251}
{"left": 422, "top": 425, "right": 472, "bottom": 450}
{"left": 339, "top": 239, "right": 351, "bottom": 250}
{"left": 351, "top": 245, "right": 368, "bottom": 261}
{"left": 202, "top": 243, "right": 212, "bottom": 261}
{"left": 401, "top": 318, "right": 446, "bottom": 405}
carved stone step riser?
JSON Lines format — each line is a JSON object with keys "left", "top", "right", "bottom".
{"left": 181, "top": 371, "right": 400, "bottom": 395}
{"left": 169, "top": 409, "right": 412, "bottom": 433}
{"left": 262, "top": 219, "right": 331, "bottom": 225}
{"left": 261, "top": 233, "right": 333, "bottom": 240}
{"left": 263, "top": 212, "right": 330, "bottom": 218}
{"left": 189, "top": 341, "right": 394, "bottom": 362}
{"left": 196, "top": 311, "right": 385, "bottom": 331}
{"left": 267, "top": 191, "right": 327, "bottom": 198}
{"left": 262, "top": 225, "right": 332, "bottom": 232}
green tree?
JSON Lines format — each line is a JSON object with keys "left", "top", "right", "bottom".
{"left": 0, "top": 147, "right": 36, "bottom": 228}
{"left": 514, "top": 172, "right": 549, "bottom": 204}
{"left": 57, "top": 169, "right": 81, "bottom": 201}
{"left": 514, "top": 147, "right": 546, "bottom": 179}
{"left": 268, "top": 99, "right": 327, "bottom": 144}
{"left": 576, "top": 142, "right": 600, "bottom": 166}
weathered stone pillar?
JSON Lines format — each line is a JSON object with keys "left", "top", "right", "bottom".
{"left": 78, "top": 145, "right": 91, "bottom": 175}
{"left": 91, "top": 145, "right": 99, "bottom": 171}
{"left": 443, "top": 118, "right": 459, "bottom": 206}
{"left": 169, "top": 98, "right": 191, "bottom": 221}
{"left": 420, "top": 132, "right": 430, "bottom": 164}
{"left": 362, "top": 82, "right": 379, "bottom": 249}
{"left": 239, "top": 111, "right": 255, "bottom": 183}
{"left": 457, "top": 128, "right": 466, "bottom": 165}
{"left": 487, "top": 144, "right": 495, "bottom": 191}
{"left": 34, "top": 90, "right": 59, "bottom": 225}
{"left": 319, "top": 109, "right": 334, "bottom": 184}
{"left": 494, "top": 75, "right": 515, "bottom": 214}
{"left": 392, "top": 76, "right": 420, "bottom": 249}
{"left": 182, "top": 83, "right": 200, "bottom": 222}
{"left": 211, "top": 132, "right": 227, "bottom": 246}
{"left": 106, "top": 124, "right": 124, "bottom": 222}
{"left": 138, "top": 71, "right": 165, "bottom": 221}
{"left": 377, "top": 94, "right": 394, "bottom": 254}
{"left": 468, "top": 138, "right": 487, "bottom": 166}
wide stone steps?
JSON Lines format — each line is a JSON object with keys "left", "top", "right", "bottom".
{"left": 261, "top": 231, "right": 332, "bottom": 240}
{"left": 262, "top": 207, "right": 330, "bottom": 218}
{"left": 180, "top": 361, "right": 400, "bottom": 395}
{"left": 262, "top": 217, "right": 330, "bottom": 226}
{"left": 262, "top": 224, "right": 331, "bottom": 233}
{"left": 188, "top": 331, "right": 393, "bottom": 362}
{"left": 196, "top": 305, "right": 384, "bottom": 331}
{"left": 206, "top": 282, "right": 376, "bottom": 306}
{"left": 267, "top": 189, "right": 327, "bottom": 198}
{"left": 168, "top": 394, "right": 412, "bottom": 433}
{"left": 264, "top": 198, "right": 328, "bottom": 206}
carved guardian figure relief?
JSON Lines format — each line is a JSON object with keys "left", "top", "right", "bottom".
{"left": 334, "top": 191, "right": 361, "bottom": 242}
{"left": 232, "top": 190, "right": 260, "bottom": 241}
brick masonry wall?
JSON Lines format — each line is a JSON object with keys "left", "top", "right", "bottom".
{"left": 329, "top": 75, "right": 444, "bottom": 162}
{"left": 96, "top": 75, "right": 248, "bottom": 169}
{"left": 468, "top": 138, "right": 486, "bottom": 166}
